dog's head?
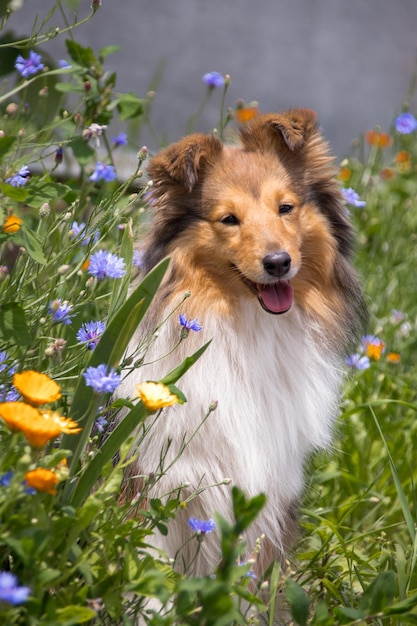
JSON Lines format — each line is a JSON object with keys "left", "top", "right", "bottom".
{"left": 144, "top": 109, "right": 363, "bottom": 329}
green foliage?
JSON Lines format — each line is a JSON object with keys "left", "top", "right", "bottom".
{"left": 0, "top": 2, "right": 416, "bottom": 624}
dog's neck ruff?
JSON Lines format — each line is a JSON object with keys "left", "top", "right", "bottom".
{"left": 120, "top": 297, "right": 342, "bottom": 521}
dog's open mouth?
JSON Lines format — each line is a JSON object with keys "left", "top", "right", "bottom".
{"left": 242, "top": 276, "right": 294, "bottom": 314}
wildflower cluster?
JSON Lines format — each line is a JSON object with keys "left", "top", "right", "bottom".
{"left": 0, "top": 371, "right": 80, "bottom": 450}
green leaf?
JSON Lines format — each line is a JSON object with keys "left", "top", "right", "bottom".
{"left": 160, "top": 341, "right": 212, "bottom": 386}
{"left": 54, "top": 81, "right": 84, "bottom": 94}
{"left": 65, "top": 39, "right": 99, "bottom": 69}
{"left": 69, "top": 137, "right": 96, "bottom": 166}
{"left": 360, "top": 570, "right": 396, "bottom": 614}
{"left": 25, "top": 181, "right": 72, "bottom": 208}
{"left": 55, "top": 606, "right": 96, "bottom": 625}
{"left": 0, "top": 182, "right": 29, "bottom": 202}
{"left": 286, "top": 580, "right": 310, "bottom": 626}
{"left": 99, "top": 45, "right": 121, "bottom": 59}
{"left": 231, "top": 486, "right": 266, "bottom": 535}
{"left": 20, "top": 228, "right": 47, "bottom": 265}
{"left": 0, "top": 135, "right": 16, "bottom": 158}
{"left": 114, "top": 92, "right": 144, "bottom": 121}
{"left": 0, "top": 302, "right": 31, "bottom": 345}
{"left": 167, "top": 384, "right": 187, "bottom": 405}
{"left": 334, "top": 606, "right": 366, "bottom": 622}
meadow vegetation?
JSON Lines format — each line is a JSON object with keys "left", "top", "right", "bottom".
{"left": 0, "top": 2, "right": 416, "bottom": 624}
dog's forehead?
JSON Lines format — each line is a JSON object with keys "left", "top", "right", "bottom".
{"left": 204, "top": 146, "right": 293, "bottom": 199}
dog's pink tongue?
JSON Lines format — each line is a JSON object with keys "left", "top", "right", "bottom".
{"left": 258, "top": 281, "right": 294, "bottom": 314}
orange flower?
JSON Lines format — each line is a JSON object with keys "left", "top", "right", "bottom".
{"left": 25, "top": 468, "right": 60, "bottom": 495}
{"left": 380, "top": 168, "right": 395, "bottom": 180}
{"left": 13, "top": 370, "right": 62, "bottom": 406}
{"left": 2, "top": 214, "right": 22, "bottom": 234}
{"left": 387, "top": 352, "right": 401, "bottom": 364}
{"left": 338, "top": 167, "right": 352, "bottom": 182}
{"left": 395, "top": 150, "right": 411, "bottom": 172}
{"left": 365, "top": 130, "right": 393, "bottom": 148}
{"left": 235, "top": 105, "right": 259, "bottom": 124}
{"left": 364, "top": 341, "right": 385, "bottom": 361}
{"left": 0, "top": 402, "right": 81, "bottom": 448}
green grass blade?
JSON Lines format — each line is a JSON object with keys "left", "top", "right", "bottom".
{"left": 370, "top": 405, "right": 416, "bottom": 543}
{"left": 60, "top": 258, "right": 170, "bottom": 485}
{"left": 68, "top": 401, "right": 148, "bottom": 508}
{"left": 67, "top": 341, "right": 211, "bottom": 507}
{"left": 108, "top": 218, "right": 134, "bottom": 320}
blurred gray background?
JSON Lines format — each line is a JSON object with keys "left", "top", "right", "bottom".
{"left": 4, "top": 0, "right": 417, "bottom": 157}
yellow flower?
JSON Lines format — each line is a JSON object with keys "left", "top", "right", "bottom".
{"left": 2, "top": 214, "right": 22, "bottom": 234}
{"left": 13, "top": 370, "right": 62, "bottom": 406}
{"left": 136, "top": 381, "right": 179, "bottom": 412}
{"left": 0, "top": 402, "right": 81, "bottom": 448}
{"left": 39, "top": 409, "right": 81, "bottom": 434}
{"left": 25, "top": 468, "right": 60, "bottom": 495}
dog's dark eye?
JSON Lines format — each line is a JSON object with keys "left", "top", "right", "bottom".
{"left": 279, "top": 204, "right": 294, "bottom": 215}
{"left": 220, "top": 215, "right": 240, "bottom": 225}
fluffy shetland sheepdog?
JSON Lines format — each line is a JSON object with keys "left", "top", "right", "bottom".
{"left": 118, "top": 109, "right": 365, "bottom": 578}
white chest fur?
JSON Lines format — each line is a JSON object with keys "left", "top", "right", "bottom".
{"left": 120, "top": 298, "right": 342, "bottom": 561}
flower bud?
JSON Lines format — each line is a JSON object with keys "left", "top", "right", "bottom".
{"left": 39, "top": 203, "right": 50, "bottom": 217}
{"left": 6, "top": 103, "right": 18, "bottom": 116}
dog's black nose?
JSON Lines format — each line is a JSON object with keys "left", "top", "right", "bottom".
{"left": 263, "top": 252, "right": 291, "bottom": 277}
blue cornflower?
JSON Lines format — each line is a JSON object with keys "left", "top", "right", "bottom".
{"left": 15, "top": 50, "right": 44, "bottom": 79}
{"left": 0, "top": 386, "right": 19, "bottom": 402}
{"left": 342, "top": 187, "right": 366, "bottom": 208}
{"left": 0, "top": 472, "right": 36, "bottom": 495}
{"left": 76, "top": 320, "right": 106, "bottom": 350}
{"left": 179, "top": 314, "right": 203, "bottom": 333}
{"left": 238, "top": 561, "right": 257, "bottom": 580}
{"left": 58, "top": 60, "right": 71, "bottom": 69}
{"left": 0, "top": 572, "right": 30, "bottom": 605}
{"left": 112, "top": 132, "right": 128, "bottom": 147}
{"left": 132, "top": 249, "right": 145, "bottom": 269}
{"left": 88, "top": 250, "right": 126, "bottom": 280}
{"left": 95, "top": 416, "right": 108, "bottom": 433}
{"left": 83, "top": 364, "right": 121, "bottom": 394}
{"left": 89, "top": 161, "right": 117, "bottom": 183}
{"left": 5, "top": 165, "right": 30, "bottom": 187}
{"left": 394, "top": 112, "right": 417, "bottom": 135}
{"left": 345, "top": 353, "right": 370, "bottom": 370}
{"left": 390, "top": 309, "right": 405, "bottom": 324}
{"left": 202, "top": 71, "right": 225, "bottom": 88}
{"left": 0, "top": 351, "right": 15, "bottom": 376}
{"left": 0, "top": 471, "right": 13, "bottom": 487}
{"left": 188, "top": 517, "right": 216, "bottom": 534}
{"left": 70, "top": 221, "right": 99, "bottom": 246}
{"left": 48, "top": 299, "right": 73, "bottom": 325}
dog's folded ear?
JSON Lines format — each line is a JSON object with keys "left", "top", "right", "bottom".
{"left": 148, "top": 133, "right": 223, "bottom": 192}
{"left": 240, "top": 108, "right": 319, "bottom": 152}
